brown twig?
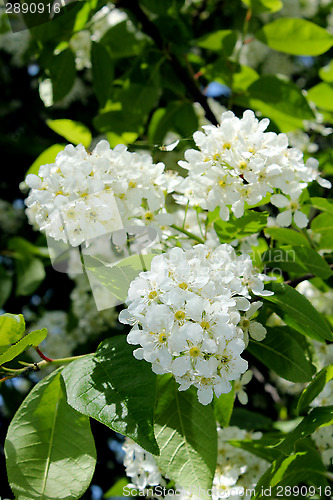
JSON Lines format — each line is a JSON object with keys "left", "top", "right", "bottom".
{"left": 284, "top": 264, "right": 333, "bottom": 288}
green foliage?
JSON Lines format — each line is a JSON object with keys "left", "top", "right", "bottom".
{"left": 26, "top": 144, "right": 66, "bottom": 176}
{"left": 297, "top": 365, "right": 333, "bottom": 415}
{"left": 230, "top": 408, "right": 272, "bottom": 431}
{"left": 235, "top": 75, "right": 315, "bottom": 131}
{"left": 84, "top": 253, "right": 156, "bottom": 303}
{"left": 254, "top": 447, "right": 328, "bottom": 497}
{"left": 311, "top": 212, "right": 333, "bottom": 249}
{"left": 264, "top": 228, "right": 309, "bottom": 246}
{"left": 5, "top": 369, "right": 96, "bottom": 499}
{"left": 248, "top": 327, "right": 316, "bottom": 383}
{"left": 0, "top": 328, "right": 47, "bottom": 365}
{"left": 262, "top": 245, "right": 333, "bottom": 279}
{"left": 212, "top": 210, "right": 268, "bottom": 243}
{"left": 242, "top": 0, "right": 283, "bottom": 14}
{"left": 319, "top": 60, "right": 333, "bottom": 82}
{"left": 154, "top": 375, "right": 217, "bottom": 498}
{"left": 0, "top": 313, "right": 25, "bottom": 346}
{"left": 62, "top": 336, "right": 159, "bottom": 454}
{"left": 101, "top": 21, "right": 144, "bottom": 58}
{"left": 264, "top": 283, "right": 333, "bottom": 343}
{"left": 47, "top": 48, "right": 76, "bottom": 102}
{"left": 46, "top": 119, "right": 92, "bottom": 148}
{"left": 214, "top": 386, "right": 235, "bottom": 427}
{"left": 307, "top": 82, "right": 333, "bottom": 112}
{"left": 255, "top": 18, "right": 333, "bottom": 55}
{"left": 196, "top": 30, "right": 237, "bottom": 55}
{"left": 91, "top": 42, "right": 114, "bottom": 108}
{"left": 275, "top": 406, "right": 333, "bottom": 455}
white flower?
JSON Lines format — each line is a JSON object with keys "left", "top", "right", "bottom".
{"left": 271, "top": 192, "right": 308, "bottom": 228}
{"left": 234, "top": 370, "right": 253, "bottom": 405}
{"left": 119, "top": 244, "right": 271, "bottom": 405}
{"left": 25, "top": 141, "right": 171, "bottom": 246}
{"left": 122, "top": 438, "right": 164, "bottom": 490}
{"left": 175, "top": 109, "right": 330, "bottom": 226}
{"left": 238, "top": 302, "right": 267, "bottom": 345}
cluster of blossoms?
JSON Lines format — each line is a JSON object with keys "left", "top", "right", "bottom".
{"left": 25, "top": 140, "right": 172, "bottom": 246}
{"left": 175, "top": 110, "right": 330, "bottom": 228}
{"left": 122, "top": 439, "right": 165, "bottom": 490}
{"left": 119, "top": 244, "right": 272, "bottom": 405}
{"left": 122, "top": 427, "right": 269, "bottom": 499}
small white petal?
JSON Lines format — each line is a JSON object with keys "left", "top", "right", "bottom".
{"left": 293, "top": 210, "right": 308, "bottom": 229}
{"left": 276, "top": 209, "right": 293, "bottom": 227}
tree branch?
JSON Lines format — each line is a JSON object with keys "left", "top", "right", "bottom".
{"left": 114, "top": 0, "right": 219, "bottom": 126}
{"left": 285, "top": 264, "right": 333, "bottom": 288}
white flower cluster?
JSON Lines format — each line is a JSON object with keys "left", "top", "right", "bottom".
{"left": 122, "top": 438, "right": 165, "bottom": 490}
{"left": 175, "top": 110, "right": 330, "bottom": 228}
{"left": 213, "top": 426, "right": 269, "bottom": 500}
{"left": 119, "top": 244, "right": 272, "bottom": 405}
{"left": 25, "top": 140, "right": 171, "bottom": 247}
{"left": 122, "top": 427, "right": 269, "bottom": 500}
{"left": 312, "top": 425, "right": 333, "bottom": 467}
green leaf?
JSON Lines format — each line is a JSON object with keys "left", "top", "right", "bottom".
{"left": 234, "top": 75, "right": 315, "bottom": 132}
{"left": 263, "top": 245, "right": 333, "bottom": 279}
{"left": 262, "top": 248, "right": 307, "bottom": 275}
{"left": 26, "top": 144, "right": 66, "bottom": 176}
{"left": 196, "top": 30, "right": 237, "bottom": 55}
{"left": 254, "top": 448, "right": 328, "bottom": 498}
{"left": 101, "top": 21, "right": 143, "bottom": 58}
{"left": 248, "top": 327, "right": 316, "bottom": 383}
{"left": 242, "top": 0, "right": 282, "bottom": 14}
{"left": 307, "top": 82, "right": 333, "bottom": 111}
{"left": 148, "top": 101, "right": 198, "bottom": 144}
{"left": 263, "top": 282, "right": 333, "bottom": 342}
{"left": 84, "top": 253, "right": 155, "bottom": 303}
{"left": 255, "top": 18, "right": 333, "bottom": 56}
{"left": 91, "top": 41, "right": 114, "bottom": 108}
{"left": 264, "top": 227, "right": 309, "bottom": 246}
{"left": 46, "top": 119, "right": 92, "bottom": 148}
{"left": 48, "top": 48, "right": 76, "bottom": 102}
{"left": 308, "top": 197, "right": 333, "bottom": 216}
{"left": 0, "top": 265, "right": 12, "bottom": 308}
{"left": 292, "top": 245, "right": 333, "bottom": 280}
{"left": 214, "top": 385, "right": 235, "bottom": 427}
{"left": 229, "top": 434, "right": 283, "bottom": 462}
{"left": 0, "top": 313, "right": 25, "bottom": 347}
{"left": 297, "top": 365, "right": 333, "bottom": 415}
{"left": 62, "top": 336, "right": 159, "bottom": 455}
{"left": 213, "top": 210, "right": 268, "bottom": 243}
{"left": 5, "top": 369, "right": 96, "bottom": 499}
{"left": 0, "top": 328, "right": 47, "bottom": 365}
{"left": 15, "top": 256, "right": 46, "bottom": 296}
{"left": 204, "top": 60, "right": 259, "bottom": 91}
{"left": 230, "top": 408, "right": 272, "bottom": 431}
{"left": 8, "top": 237, "right": 49, "bottom": 259}
{"left": 104, "top": 477, "right": 128, "bottom": 498}
{"left": 120, "top": 83, "right": 161, "bottom": 117}
{"left": 319, "top": 60, "right": 333, "bottom": 83}
{"left": 154, "top": 376, "right": 217, "bottom": 499}
{"left": 276, "top": 406, "right": 333, "bottom": 456}
{"left": 311, "top": 212, "right": 333, "bottom": 249}
{"left": 93, "top": 108, "right": 143, "bottom": 137}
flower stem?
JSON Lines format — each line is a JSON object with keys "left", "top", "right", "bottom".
{"left": 171, "top": 224, "right": 205, "bottom": 244}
